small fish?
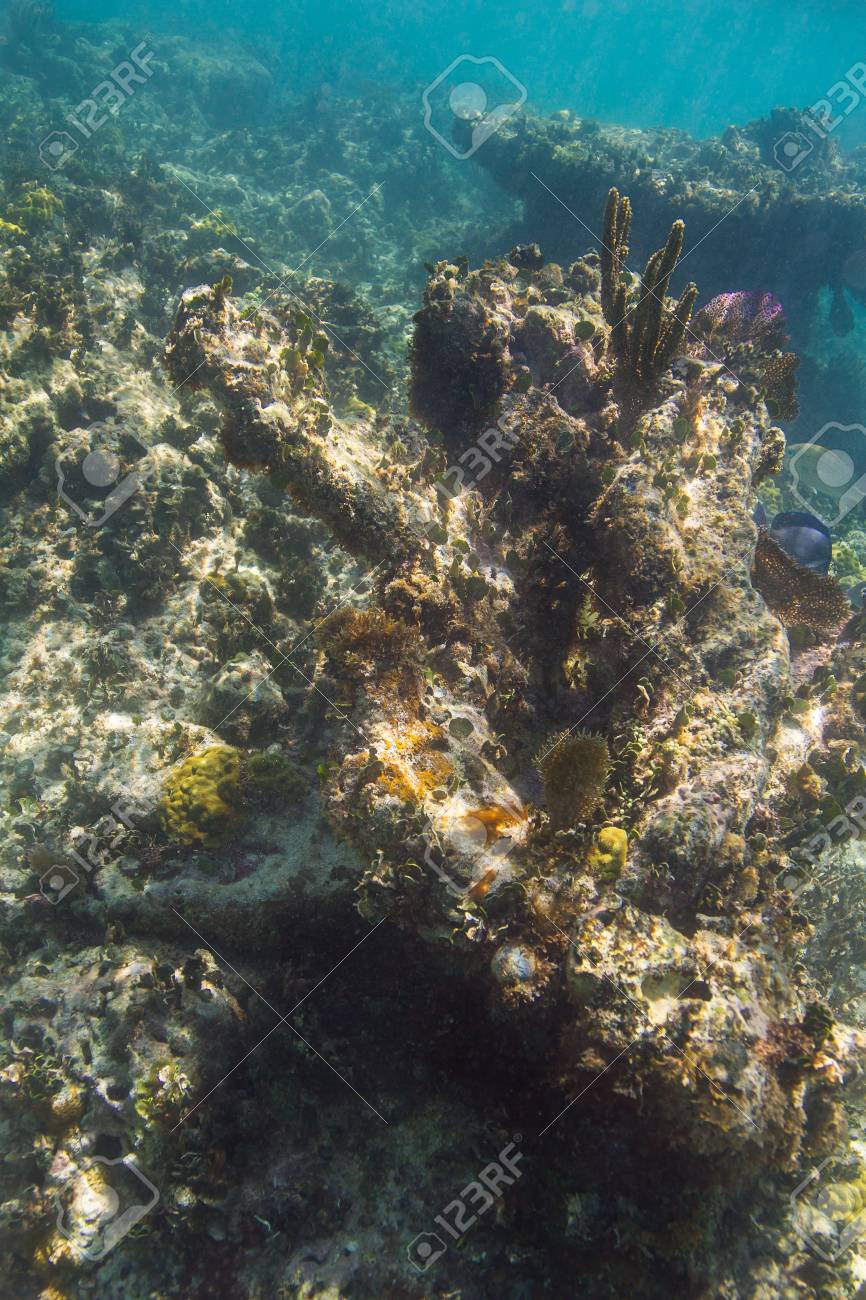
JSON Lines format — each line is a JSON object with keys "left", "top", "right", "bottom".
{"left": 768, "top": 510, "right": 832, "bottom": 575}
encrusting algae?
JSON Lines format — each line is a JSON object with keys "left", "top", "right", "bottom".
{"left": 586, "top": 825, "right": 629, "bottom": 878}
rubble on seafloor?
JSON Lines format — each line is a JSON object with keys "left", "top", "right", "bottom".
{"left": 4, "top": 18, "right": 866, "bottom": 1300}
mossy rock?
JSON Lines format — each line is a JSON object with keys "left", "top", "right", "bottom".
{"left": 7, "top": 185, "right": 62, "bottom": 230}
{"left": 161, "top": 745, "right": 308, "bottom": 844}
{"left": 241, "top": 751, "right": 308, "bottom": 811}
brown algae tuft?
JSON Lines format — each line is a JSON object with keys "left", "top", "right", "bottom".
{"left": 534, "top": 729, "right": 610, "bottom": 831}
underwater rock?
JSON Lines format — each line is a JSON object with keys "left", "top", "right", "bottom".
{"left": 470, "top": 106, "right": 866, "bottom": 339}
{"left": 197, "top": 651, "right": 288, "bottom": 741}
{"left": 564, "top": 901, "right": 849, "bottom": 1158}
{"left": 3, "top": 31, "right": 866, "bottom": 1289}
{"left": 409, "top": 267, "right": 508, "bottom": 448}
{"left": 508, "top": 242, "right": 545, "bottom": 270}
{"left": 264, "top": 193, "right": 864, "bottom": 1258}
{"left": 164, "top": 281, "right": 415, "bottom": 563}
{"left": 163, "top": 279, "right": 332, "bottom": 473}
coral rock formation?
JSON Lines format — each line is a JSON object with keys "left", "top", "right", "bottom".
{"left": 160, "top": 188, "right": 866, "bottom": 1294}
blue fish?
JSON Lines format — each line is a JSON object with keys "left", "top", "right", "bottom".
{"left": 768, "top": 510, "right": 832, "bottom": 575}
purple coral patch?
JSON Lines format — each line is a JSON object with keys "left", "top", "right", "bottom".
{"left": 694, "top": 290, "right": 786, "bottom": 346}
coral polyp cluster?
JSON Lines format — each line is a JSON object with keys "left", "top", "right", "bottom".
{"left": 161, "top": 744, "right": 309, "bottom": 845}
{"left": 586, "top": 824, "right": 628, "bottom": 878}
{"left": 601, "top": 187, "right": 698, "bottom": 397}
{"left": 753, "top": 529, "right": 851, "bottom": 634}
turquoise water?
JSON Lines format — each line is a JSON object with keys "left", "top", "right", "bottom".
{"left": 58, "top": 0, "right": 866, "bottom": 142}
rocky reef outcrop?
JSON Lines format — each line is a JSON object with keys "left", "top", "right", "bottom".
{"left": 156, "top": 192, "right": 866, "bottom": 1294}
{"left": 467, "top": 106, "right": 866, "bottom": 343}
{"left": 4, "top": 19, "right": 866, "bottom": 1298}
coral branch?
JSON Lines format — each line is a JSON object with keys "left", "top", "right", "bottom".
{"left": 602, "top": 188, "right": 698, "bottom": 392}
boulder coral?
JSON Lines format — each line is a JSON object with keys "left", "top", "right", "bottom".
{"left": 161, "top": 744, "right": 242, "bottom": 846}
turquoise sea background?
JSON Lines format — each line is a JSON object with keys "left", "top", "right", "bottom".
{"left": 57, "top": 0, "right": 866, "bottom": 146}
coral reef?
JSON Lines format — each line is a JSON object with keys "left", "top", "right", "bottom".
{"left": 3, "top": 17, "right": 866, "bottom": 1299}
{"left": 601, "top": 187, "right": 698, "bottom": 397}
{"left": 469, "top": 103, "right": 866, "bottom": 345}
{"left": 534, "top": 729, "right": 610, "bottom": 830}
{"left": 164, "top": 283, "right": 414, "bottom": 562}
{"left": 158, "top": 186, "right": 866, "bottom": 1293}
{"left": 753, "top": 530, "right": 851, "bottom": 634}
{"left": 157, "top": 186, "right": 866, "bottom": 1297}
